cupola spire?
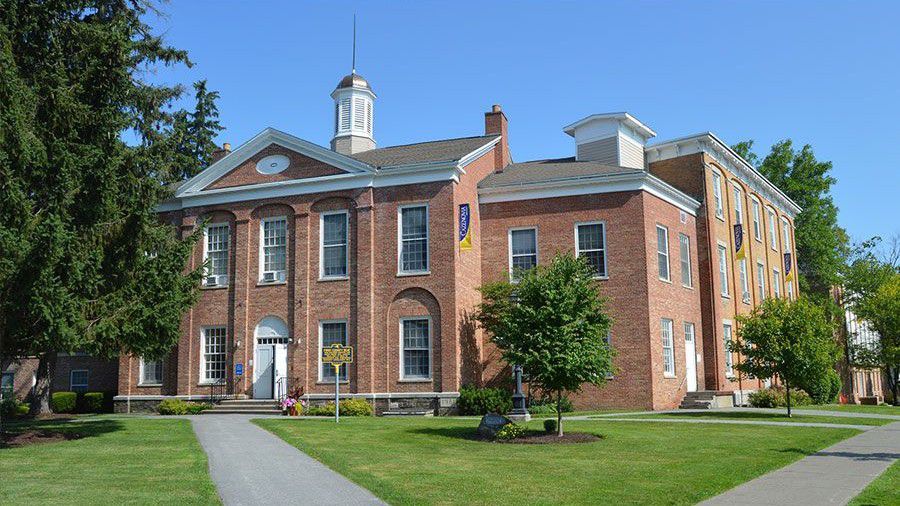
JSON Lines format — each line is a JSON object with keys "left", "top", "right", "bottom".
{"left": 331, "top": 14, "right": 376, "bottom": 155}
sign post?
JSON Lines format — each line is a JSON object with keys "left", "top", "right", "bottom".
{"left": 321, "top": 344, "right": 353, "bottom": 423}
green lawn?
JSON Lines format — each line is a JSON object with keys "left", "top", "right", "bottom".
{"left": 0, "top": 417, "right": 219, "bottom": 505}
{"left": 256, "top": 417, "right": 858, "bottom": 505}
{"left": 795, "top": 403, "right": 900, "bottom": 416}
{"left": 850, "top": 460, "right": 900, "bottom": 506}
{"left": 625, "top": 411, "right": 893, "bottom": 426}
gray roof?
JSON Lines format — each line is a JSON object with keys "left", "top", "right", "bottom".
{"left": 350, "top": 135, "right": 499, "bottom": 168}
{"left": 479, "top": 157, "right": 642, "bottom": 188}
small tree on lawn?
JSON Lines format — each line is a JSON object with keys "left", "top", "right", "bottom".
{"left": 732, "top": 298, "right": 839, "bottom": 417}
{"left": 475, "top": 254, "right": 614, "bottom": 436}
{"left": 852, "top": 275, "right": 900, "bottom": 404}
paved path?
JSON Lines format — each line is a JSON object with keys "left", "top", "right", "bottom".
{"left": 578, "top": 416, "right": 876, "bottom": 431}
{"left": 191, "top": 415, "right": 384, "bottom": 506}
{"left": 700, "top": 421, "right": 900, "bottom": 505}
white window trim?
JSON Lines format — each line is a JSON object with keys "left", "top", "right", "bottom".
{"left": 756, "top": 260, "right": 766, "bottom": 299}
{"left": 656, "top": 224, "right": 671, "bottom": 282}
{"left": 399, "top": 316, "right": 433, "bottom": 381}
{"left": 139, "top": 358, "right": 163, "bottom": 386}
{"left": 723, "top": 320, "right": 735, "bottom": 378}
{"left": 739, "top": 258, "right": 750, "bottom": 304}
{"left": 711, "top": 169, "right": 724, "bottom": 220}
{"left": 750, "top": 196, "right": 762, "bottom": 242}
{"left": 397, "top": 203, "right": 430, "bottom": 276}
{"left": 679, "top": 233, "right": 692, "bottom": 288}
{"left": 319, "top": 210, "right": 350, "bottom": 280}
{"left": 661, "top": 318, "right": 675, "bottom": 378}
{"left": 767, "top": 207, "right": 778, "bottom": 251}
{"left": 318, "top": 319, "right": 349, "bottom": 383}
{"left": 773, "top": 267, "right": 782, "bottom": 298}
{"left": 199, "top": 326, "right": 227, "bottom": 385}
{"left": 508, "top": 226, "right": 539, "bottom": 281}
{"left": 70, "top": 369, "right": 89, "bottom": 391}
{"left": 202, "top": 222, "right": 230, "bottom": 287}
{"left": 717, "top": 241, "right": 730, "bottom": 298}
{"left": 574, "top": 220, "right": 608, "bottom": 279}
{"left": 258, "top": 216, "right": 288, "bottom": 283}
{"left": 731, "top": 182, "right": 744, "bottom": 225}
{"left": 780, "top": 217, "right": 792, "bottom": 252}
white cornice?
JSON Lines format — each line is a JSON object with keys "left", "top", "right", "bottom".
{"left": 645, "top": 132, "right": 801, "bottom": 218}
{"left": 478, "top": 171, "right": 700, "bottom": 215}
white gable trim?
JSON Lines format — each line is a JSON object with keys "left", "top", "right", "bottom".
{"left": 177, "top": 127, "right": 375, "bottom": 196}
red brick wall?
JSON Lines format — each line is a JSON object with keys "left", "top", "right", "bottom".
{"left": 207, "top": 143, "right": 347, "bottom": 190}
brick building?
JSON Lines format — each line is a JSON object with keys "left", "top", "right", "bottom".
{"left": 115, "top": 71, "right": 800, "bottom": 413}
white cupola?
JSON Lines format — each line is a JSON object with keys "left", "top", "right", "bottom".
{"left": 563, "top": 113, "right": 656, "bottom": 169}
{"left": 330, "top": 72, "right": 376, "bottom": 155}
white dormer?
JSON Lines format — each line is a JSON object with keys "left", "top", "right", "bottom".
{"left": 563, "top": 113, "right": 656, "bottom": 169}
{"left": 331, "top": 73, "right": 376, "bottom": 155}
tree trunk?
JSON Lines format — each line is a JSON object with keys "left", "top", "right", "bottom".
{"left": 785, "top": 379, "right": 792, "bottom": 418}
{"left": 889, "top": 366, "right": 899, "bottom": 406}
{"left": 31, "top": 352, "right": 56, "bottom": 415}
{"left": 556, "top": 390, "right": 563, "bottom": 437}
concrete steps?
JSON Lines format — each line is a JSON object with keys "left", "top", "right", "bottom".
{"left": 203, "top": 399, "right": 282, "bottom": 415}
{"left": 679, "top": 391, "right": 735, "bottom": 409}
{"left": 382, "top": 409, "right": 434, "bottom": 417}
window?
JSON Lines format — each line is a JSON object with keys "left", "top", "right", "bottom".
{"left": 717, "top": 243, "right": 730, "bottom": 297}
{"left": 712, "top": 171, "right": 724, "bottom": 219}
{"left": 203, "top": 223, "right": 229, "bottom": 286}
{"left": 679, "top": 233, "right": 692, "bottom": 287}
{"left": 260, "top": 217, "right": 287, "bottom": 282}
{"left": 661, "top": 319, "right": 675, "bottom": 377}
{"left": 201, "top": 327, "right": 226, "bottom": 383}
{"left": 401, "top": 317, "right": 431, "bottom": 380}
{"left": 723, "top": 323, "right": 734, "bottom": 377}
{"left": 140, "top": 358, "right": 163, "bottom": 385}
{"left": 732, "top": 184, "right": 744, "bottom": 224}
{"left": 773, "top": 268, "right": 782, "bottom": 298}
{"left": 320, "top": 211, "right": 348, "bottom": 278}
{"left": 657, "top": 225, "right": 670, "bottom": 281}
{"left": 781, "top": 218, "right": 792, "bottom": 252}
{"left": 509, "top": 228, "right": 538, "bottom": 280}
{"left": 575, "top": 222, "right": 607, "bottom": 278}
{"left": 70, "top": 369, "right": 89, "bottom": 393}
{"left": 767, "top": 208, "right": 778, "bottom": 250}
{"left": 786, "top": 280, "right": 794, "bottom": 300}
{"left": 320, "top": 321, "right": 348, "bottom": 381}
{"left": 684, "top": 322, "right": 696, "bottom": 347}
{"left": 756, "top": 261, "right": 766, "bottom": 298}
{"left": 751, "top": 197, "right": 762, "bottom": 241}
{"left": 739, "top": 259, "right": 750, "bottom": 303}
{"left": 1, "top": 372, "right": 12, "bottom": 398}
{"left": 398, "top": 205, "right": 429, "bottom": 273}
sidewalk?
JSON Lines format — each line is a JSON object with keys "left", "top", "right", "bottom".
{"left": 191, "top": 415, "right": 384, "bottom": 506}
{"left": 700, "top": 421, "right": 900, "bottom": 505}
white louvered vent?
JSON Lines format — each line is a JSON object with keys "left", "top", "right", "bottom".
{"left": 366, "top": 101, "right": 372, "bottom": 134}
{"left": 340, "top": 98, "right": 351, "bottom": 131}
{"left": 353, "top": 97, "right": 366, "bottom": 130}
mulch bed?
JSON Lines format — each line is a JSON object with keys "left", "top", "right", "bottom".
{"left": 1, "top": 429, "right": 82, "bottom": 448}
{"left": 504, "top": 432, "right": 602, "bottom": 444}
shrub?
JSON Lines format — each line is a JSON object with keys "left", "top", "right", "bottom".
{"left": 749, "top": 387, "right": 813, "bottom": 408}
{"left": 79, "top": 392, "right": 106, "bottom": 413}
{"left": 1, "top": 398, "right": 29, "bottom": 418}
{"left": 804, "top": 370, "right": 842, "bottom": 404}
{"left": 458, "top": 385, "right": 512, "bottom": 415}
{"left": 543, "top": 418, "right": 557, "bottom": 434}
{"left": 495, "top": 423, "right": 526, "bottom": 441}
{"left": 51, "top": 391, "right": 77, "bottom": 413}
{"left": 186, "top": 402, "right": 212, "bottom": 415}
{"left": 306, "top": 399, "right": 374, "bottom": 417}
{"left": 157, "top": 398, "right": 189, "bottom": 415}
{"left": 528, "top": 396, "right": 574, "bottom": 414}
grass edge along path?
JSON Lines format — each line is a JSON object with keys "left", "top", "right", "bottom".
{"left": 0, "top": 417, "right": 220, "bottom": 505}
{"left": 623, "top": 411, "right": 892, "bottom": 426}
{"left": 794, "top": 404, "right": 900, "bottom": 417}
{"left": 849, "top": 459, "right": 900, "bottom": 506}
{"left": 255, "top": 416, "right": 858, "bottom": 505}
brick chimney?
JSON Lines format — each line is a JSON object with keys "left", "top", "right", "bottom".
{"left": 484, "top": 104, "right": 511, "bottom": 172}
{"left": 210, "top": 142, "right": 231, "bottom": 164}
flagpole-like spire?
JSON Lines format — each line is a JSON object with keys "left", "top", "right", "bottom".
{"left": 351, "top": 13, "right": 357, "bottom": 74}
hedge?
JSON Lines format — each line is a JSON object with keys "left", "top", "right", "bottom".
{"left": 51, "top": 391, "right": 77, "bottom": 413}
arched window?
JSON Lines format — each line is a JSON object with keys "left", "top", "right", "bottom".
{"left": 255, "top": 316, "right": 289, "bottom": 344}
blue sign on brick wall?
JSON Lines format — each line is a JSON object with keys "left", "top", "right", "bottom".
{"left": 235, "top": 363, "right": 244, "bottom": 376}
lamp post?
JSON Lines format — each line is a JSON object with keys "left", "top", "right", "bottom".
{"left": 509, "top": 364, "right": 531, "bottom": 422}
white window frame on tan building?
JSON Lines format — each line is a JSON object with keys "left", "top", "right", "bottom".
{"left": 508, "top": 226, "right": 538, "bottom": 281}
{"left": 711, "top": 169, "right": 724, "bottom": 220}
{"left": 679, "top": 233, "right": 692, "bottom": 288}
{"left": 717, "top": 241, "right": 730, "bottom": 298}
{"left": 259, "top": 216, "right": 288, "bottom": 283}
{"left": 738, "top": 258, "right": 750, "bottom": 304}
{"left": 780, "top": 217, "right": 792, "bottom": 252}
{"left": 661, "top": 318, "right": 675, "bottom": 378}
{"left": 750, "top": 196, "right": 762, "bottom": 242}
{"left": 756, "top": 260, "right": 766, "bottom": 299}
{"left": 399, "top": 316, "right": 433, "bottom": 381}
{"left": 574, "top": 221, "right": 608, "bottom": 279}
{"left": 767, "top": 207, "right": 778, "bottom": 251}
{"left": 139, "top": 357, "right": 163, "bottom": 386}
{"left": 656, "top": 224, "right": 671, "bottom": 282}
{"left": 772, "top": 267, "right": 782, "bottom": 298}
{"left": 723, "top": 321, "right": 734, "bottom": 378}
{"left": 199, "top": 326, "right": 227, "bottom": 385}
{"left": 319, "top": 210, "right": 350, "bottom": 280}
{"left": 731, "top": 182, "right": 744, "bottom": 225}
{"left": 70, "top": 369, "right": 89, "bottom": 392}
{"left": 397, "top": 203, "right": 430, "bottom": 276}
{"left": 318, "top": 319, "right": 349, "bottom": 383}
{"left": 202, "top": 222, "right": 229, "bottom": 287}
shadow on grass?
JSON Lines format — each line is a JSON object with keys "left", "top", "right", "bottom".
{"left": 408, "top": 426, "right": 482, "bottom": 441}
{"left": 1, "top": 418, "right": 125, "bottom": 449}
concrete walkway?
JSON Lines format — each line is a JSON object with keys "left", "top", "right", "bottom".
{"left": 587, "top": 406, "right": 900, "bottom": 420}
{"left": 700, "top": 421, "right": 900, "bottom": 505}
{"left": 191, "top": 415, "right": 384, "bottom": 506}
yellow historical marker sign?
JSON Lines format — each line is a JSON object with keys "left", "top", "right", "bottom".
{"left": 322, "top": 343, "right": 353, "bottom": 365}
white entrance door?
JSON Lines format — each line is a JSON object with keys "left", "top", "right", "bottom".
{"left": 253, "top": 345, "right": 275, "bottom": 399}
{"left": 685, "top": 326, "right": 698, "bottom": 392}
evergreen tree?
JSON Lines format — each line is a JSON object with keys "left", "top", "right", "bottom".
{"left": 172, "top": 79, "right": 224, "bottom": 180}
{"left": 0, "top": 0, "right": 202, "bottom": 414}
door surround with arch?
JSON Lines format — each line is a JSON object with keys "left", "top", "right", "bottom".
{"left": 253, "top": 316, "right": 289, "bottom": 400}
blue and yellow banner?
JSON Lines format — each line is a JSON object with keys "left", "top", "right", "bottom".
{"left": 459, "top": 203, "right": 472, "bottom": 251}
{"left": 734, "top": 224, "right": 746, "bottom": 260}
{"left": 784, "top": 252, "right": 794, "bottom": 282}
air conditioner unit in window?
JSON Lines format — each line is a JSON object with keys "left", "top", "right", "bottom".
{"left": 205, "top": 276, "right": 219, "bottom": 286}
{"left": 262, "top": 271, "right": 277, "bottom": 283}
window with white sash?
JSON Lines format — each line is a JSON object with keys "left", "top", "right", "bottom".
{"left": 781, "top": 218, "right": 792, "bottom": 252}
{"left": 70, "top": 370, "right": 89, "bottom": 393}
{"left": 401, "top": 317, "right": 431, "bottom": 380}
{"left": 773, "top": 268, "right": 782, "bottom": 298}
{"left": 657, "top": 225, "right": 670, "bottom": 282}
{"left": 767, "top": 208, "right": 778, "bottom": 250}
{"left": 320, "top": 211, "right": 348, "bottom": 279}
{"left": 732, "top": 184, "right": 744, "bottom": 224}
{"left": 751, "top": 197, "right": 762, "bottom": 241}
{"left": 509, "top": 228, "right": 538, "bottom": 280}
{"left": 200, "top": 327, "right": 226, "bottom": 383}
{"left": 723, "top": 323, "right": 734, "bottom": 377}
{"left": 718, "top": 243, "right": 729, "bottom": 297}
{"left": 739, "top": 258, "right": 750, "bottom": 303}
{"left": 260, "top": 217, "right": 287, "bottom": 282}
{"left": 661, "top": 319, "right": 675, "bottom": 377}
{"left": 575, "top": 222, "right": 607, "bottom": 278}
{"left": 712, "top": 171, "right": 724, "bottom": 219}
{"left": 320, "top": 321, "right": 348, "bottom": 381}
{"left": 140, "top": 358, "right": 163, "bottom": 385}
{"left": 756, "top": 261, "right": 766, "bottom": 298}
{"left": 679, "top": 233, "right": 692, "bottom": 287}
{"left": 398, "top": 204, "right": 429, "bottom": 274}
{"left": 203, "top": 223, "right": 229, "bottom": 286}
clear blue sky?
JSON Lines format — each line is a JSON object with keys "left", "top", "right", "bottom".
{"left": 148, "top": 1, "right": 899, "bottom": 243}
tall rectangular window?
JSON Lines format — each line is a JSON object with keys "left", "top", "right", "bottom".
{"left": 781, "top": 218, "right": 792, "bottom": 252}
{"left": 679, "top": 233, "right": 692, "bottom": 287}
{"left": 140, "top": 358, "right": 163, "bottom": 385}
{"left": 399, "top": 205, "right": 429, "bottom": 273}
{"left": 756, "top": 261, "right": 766, "bottom": 298}
{"left": 661, "top": 319, "right": 675, "bottom": 377}
{"left": 657, "top": 225, "right": 670, "bottom": 281}
{"left": 401, "top": 318, "right": 431, "bottom": 380}
{"left": 712, "top": 171, "right": 724, "bottom": 219}
{"left": 320, "top": 211, "right": 348, "bottom": 278}
{"left": 773, "top": 268, "right": 782, "bottom": 298}
{"left": 575, "top": 222, "right": 607, "bottom": 278}
{"left": 732, "top": 185, "right": 744, "bottom": 224}
{"left": 204, "top": 223, "right": 229, "bottom": 286}
{"left": 739, "top": 258, "right": 750, "bottom": 303}
{"left": 768, "top": 208, "right": 778, "bottom": 250}
{"left": 320, "top": 321, "right": 348, "bottom": 381}
{"left": 723, "top": 323, "right": 734, "bottom": 377}
{"left": 261, "top": 217, "right": 287, "bottom": 282}
{"left": 509, "top": 228, "right": 538, "bottom": 280}
{"left": 0, "top": 372, "right": 13, "bottom": 399}
{"left": 786, "top": 280, "right": 794, "bottom": 300}
{"left": 70, "top": 370, "right": 89, "bottom": 393}
{"left": 718, "top": 243, "right": 729, "bottom": 297}
{"left": 201, "top": 327, "right": 226, "bottom": 383}
{"left": 751, "top": 198, "right": 762, "bottom": 241}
